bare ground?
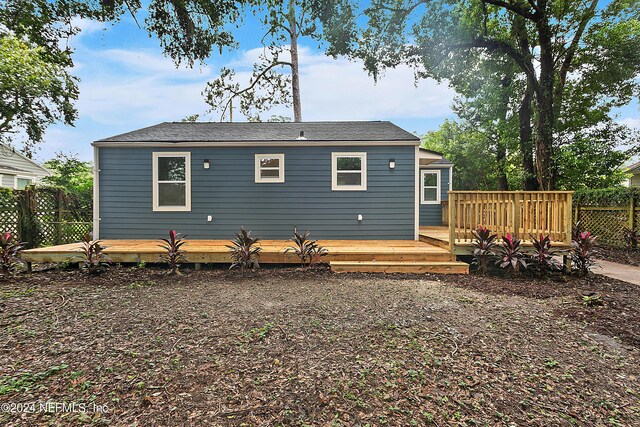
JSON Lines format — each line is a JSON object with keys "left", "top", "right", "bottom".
{"left": 1, "top": 266, "right": 639, "bottom": 426}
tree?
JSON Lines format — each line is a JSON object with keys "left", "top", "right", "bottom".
{"left": 0, "top": 35, "right": 77, "bottom": 156}
{"left": 319, "top": 0, "right": 640, "bottom": 190}
{"left": 203, "top": 0, "right": 324, "bottom": 122}
{"left": 42, "top": 153, "right": 93, "bottom": 208}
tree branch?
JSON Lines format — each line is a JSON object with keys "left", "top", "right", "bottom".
{"left": 482, "top": 0, "right": 538, "bottom": 20}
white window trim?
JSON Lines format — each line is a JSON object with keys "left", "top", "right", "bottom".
{"left": 331, "top": 152, "right": 367, "bottom": 191}
{"left": 152, "top": 152, "right": 191, "bottom": 212}
{"left": 15, "top": 176, "right": 34, "bottom": 190}
{"left": 255, "top": 153, "right": 285, "bottom": 183}
{"left": 420, "top": 169, "right": 441, "bottom": 205}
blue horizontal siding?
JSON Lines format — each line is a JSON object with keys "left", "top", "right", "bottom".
{"left": 98, "top": 145, "right": 416, "bottom": 240}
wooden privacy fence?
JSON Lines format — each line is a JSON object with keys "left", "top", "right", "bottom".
{"left": 573, "top": 199, "right": 637, "bottom": 248}
{"left": 448, "top": 191, "right": 574, "bottom": 246}
{"left": 0, "top": 188, "right": 92, "bottom": 247}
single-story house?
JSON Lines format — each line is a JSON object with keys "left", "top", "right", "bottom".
{"left": 624, "top": 161, "right": 640, "bottom": 188}
{"left": 0, "top": 143, "right": 51, "bottom": 189}
{"left": 92, "top": 121, "right": 453, "bottom": 240}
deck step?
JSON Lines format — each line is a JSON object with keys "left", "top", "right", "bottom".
{"left": 330, "top": 260, "right": 469, "bottom": 275}
{"left": 418, "top": 234, "right": 450, "bottom": 250}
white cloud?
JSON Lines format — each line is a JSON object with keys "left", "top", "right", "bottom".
{"left": 619, "top": 117, "right": 640, "bottom": 130}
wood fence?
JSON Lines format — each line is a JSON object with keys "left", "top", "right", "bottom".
{"left": 448, "top": 191, "right": 574, "bottom": 247}
{"left": 573, "top": 199, "right": 637, "bottom": 247}
{"left": 0, "top": 188, "right": 92, "bottom": 247}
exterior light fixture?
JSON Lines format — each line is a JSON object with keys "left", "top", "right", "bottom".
{"left": 203, "top": 159, "right": 211, "bottom": 169}
{"left": 357, "top": 214, "right": 363, "bottom": 221}
{"left": 389, "top": 159, "right": 396, "bottom": 169}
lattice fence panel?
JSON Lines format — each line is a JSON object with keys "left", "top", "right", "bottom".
{"left": 0, "top": 190, "right": 19, "bottom": 236}
{"left": 577, "top": 208, "right": 629, "bottom": 247}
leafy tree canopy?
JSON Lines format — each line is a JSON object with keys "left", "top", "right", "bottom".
{"left": 42, "top": 152, "right": 93, "bottom": 208}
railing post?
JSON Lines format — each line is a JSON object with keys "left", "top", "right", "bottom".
{"left": 566, "top": 192, "right": 574, "bottom": 245}
{"left": 513, "top": 192, "right": 522, "bottom": 238}
{"left": 448, "top": 191, "right": 456, "bottom": 254}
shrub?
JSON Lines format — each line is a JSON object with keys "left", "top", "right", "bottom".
{"left": 0, "top": 232, "right": 25, "bottom": 277}
{"left": 227, "top": 227, "right": 262, "bottom": 274}
{"left": 159, "top": 230, "right": 187, "bottom": 275}
{"left": 572, "top": 231, "right": 597, "bottom": 277}
{"left": 471, "top": 227, "right": 497, "bottom": 275}
{"left": 529, "top": 234, "right": 561, "bottom": 275}
{"left": 77, "top": 232, "right": 111, "bottom": 275}
{"left": 285, "top": 227, "right": 328, "bottom": 269}
{"left": 623, "top": 227, "right": 638, "bottom": 250}
{"left": 495, "top": 234, "right": 527, "bottom": 272}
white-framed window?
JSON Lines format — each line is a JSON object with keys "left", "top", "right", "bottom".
{"left": 331, "top": 152, "right": 367, "bottom": 191}
{"left": 255, "top": 154, "right": 285, "bottom": 183}
{"left": 152, "top": 152, "right": 191, "bottom": 211}
{"left": 16, "top": 176, "right": 33, "bottom": 190}
{"left": 421, "top": 170, "right": 441, "bottom": 204}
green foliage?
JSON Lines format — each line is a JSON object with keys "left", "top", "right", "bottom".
{"left": 583, "top": 293, "right": 604, "bottom": 307}
{"left": 0, "top": 35, "right": 77, "bottom": 154}
{"left": 43, "top": 152, "right": 93, "bottom": 209}
{"left": 0, "top": 364, "right": 68, "bottom": 396}
{"left": 227, "top": 227, "right": 262, "bottom": 275}
{"left": 574, "top": 187, "right": 639, "bottom": 207}
{"left": 285, "top": 227, "right": 328, "bottom": 269}
{"left": 159, "top": 229, "right": 187, "bottom": 275}
{"left": 0, "top": 232, "right": 25, "bottom": 277}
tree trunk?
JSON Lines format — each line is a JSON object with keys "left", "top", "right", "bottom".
{"left": 519, "top": 85, "right": 538, "bottom": 190}
{"left": 495, "top": 144, "right": 509, "bottom": 190}
{"left": 534, "top": 9, "right": 556, "bottom": 190}
{"left": 288, "top": 1, "right": 302, "bottom": 122}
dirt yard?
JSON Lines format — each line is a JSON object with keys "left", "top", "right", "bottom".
{"left": 1, "top": 266, "right": 639, "bottom": 426}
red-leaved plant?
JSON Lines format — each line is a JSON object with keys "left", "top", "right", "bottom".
{"left": 529, "top": 234, "right": 561, "bottom": 276}
{"left": 285, "top": 227, "right": 329, "bottom": 270}
{"left": 159, "top": 230, "right": 187, "bottom": 275}
{"left": 495, "top": 234, "right": 527, "bottom": 272}
{"left": 572, "top": 231, "right": 597, "bottom": 277}
{"left": 78, "top": 232, "right": 111, "bottom": 275}
{"left": 226, "top": 227, "right": 262, "bottom": 275}
{"left": 0, "top": 232, "right": 25, "bottom": 277}
{"left": 471, "top": 227, "right": 497, "bottom": 275}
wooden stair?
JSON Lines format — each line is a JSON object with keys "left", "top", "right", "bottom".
{"left": 330, "top": 260, "right": 469, "bottom": 274}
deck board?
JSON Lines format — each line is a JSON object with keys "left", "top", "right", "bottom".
{"left": 22, "top": 239, "right": 455, "bottom": 264}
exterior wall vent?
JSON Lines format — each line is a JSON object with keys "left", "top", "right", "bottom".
{"left": 296, "top": 131, "right": 307, "bottom": 140}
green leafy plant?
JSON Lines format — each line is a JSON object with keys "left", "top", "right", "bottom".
{"left": 284, "top": 227, "right": 328, "bottom": 269}
{"left": 0, "top": 232, "right": 25, "bottom": 277}
{"left": 582, "top": 293, "right": 603, "bottom": 307}
{"left": 77, "top": 232, "right": 111, "bottom": 275}
{"left": 159, "top": 230, "right": 187, "bottom": 275}
{"left": 623, "top": 227, "right": 638, "bottom": 251}
{"left": 529, "top": 234, "right": 561, "bottom": 276}
{"left": 226, "top": 227, "right": 262, "bottom": 275}
{"left": 495, "top": 234, "right": 527, "bottom": 272}
{"left": 470, "top": 227, "right": 497, "bottom": 275}
{"left": 572, "top": 230, "right": 598, "bottom": 277}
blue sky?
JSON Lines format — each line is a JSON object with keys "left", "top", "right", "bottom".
{"left": 39, "top": 9, "right": 639, "bottom": 162}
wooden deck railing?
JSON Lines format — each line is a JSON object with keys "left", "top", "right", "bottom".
{"left": 448, "top": 191, "right": 574, "bottom": 247}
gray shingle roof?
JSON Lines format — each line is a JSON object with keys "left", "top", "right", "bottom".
{"left": 96, "top": 121, "right": 420, "bottom": 143}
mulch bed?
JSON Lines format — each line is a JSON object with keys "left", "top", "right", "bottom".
{"left": 596, "top": 245, "right": 640, "bottom": 267}
{"left": 1, "top": 265, "right": 639, "bottom": 426}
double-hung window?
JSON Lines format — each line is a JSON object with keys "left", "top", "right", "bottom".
{"left": 331, "top": 152, "right": 367, "bottom": 191}
{"left": 420, "top": 170, "right": 441, "bottom": 204}
{"left": 255, "top": 154, "right": 285, "bottom": 183}
{"left": 153, "top": 152, "right": 191, "bottom": 211}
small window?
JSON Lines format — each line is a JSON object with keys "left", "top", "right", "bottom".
{"left": 255, "top": 154, "right": 285, "bottom": 183}
{"left": 153, "top": 152, "right": 191, "bottom": 211}
{"left": 332, "top": 152, "right": 367, "bottom": 191}
{"left": 421, "top": 170, "right": 441, "bottom": 204}
{"left": 16, "top": 177, "right": 33, "bottom": 190}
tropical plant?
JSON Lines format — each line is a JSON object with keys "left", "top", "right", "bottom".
{"left": 159, "top": 230, "right": 187, "bottom": 275}
{"left": 285, "top": 227, "right": 328, "bottom": 269}
{"left": 0, "top": 232, "right": 25, "bottom": 277}
{"left": 227, "top": 227, "right": 262, "bottom": 275}
{"left": 495, "top": 234, "right": 527, "bottom": 272}
{"left": 470, "top": 227, "right": 497, "bottom": 274}
{"left": 623, "top": 227, "right": 639, "bottom": 251}
{"left": 572, "top": 231, "right": 598, "bottom": 277}
{"left": 529, "top": 234, "right": 562, "bottom": 276}
{"left": 77, "top": 232, "right": 111, "bottom": 275}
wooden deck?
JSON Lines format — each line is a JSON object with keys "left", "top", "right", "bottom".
{"left": 22, "top": 239, "right": 470, "bottom": 274}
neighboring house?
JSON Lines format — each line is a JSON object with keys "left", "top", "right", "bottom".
{"left": 92, "top": 121, "right": 453, "bottom": 240}
{"left": 625, "top": 161, "right": 640, "bottom": 188}
{"left": 0, "top": 144, "right": 51, "bottom": 189}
